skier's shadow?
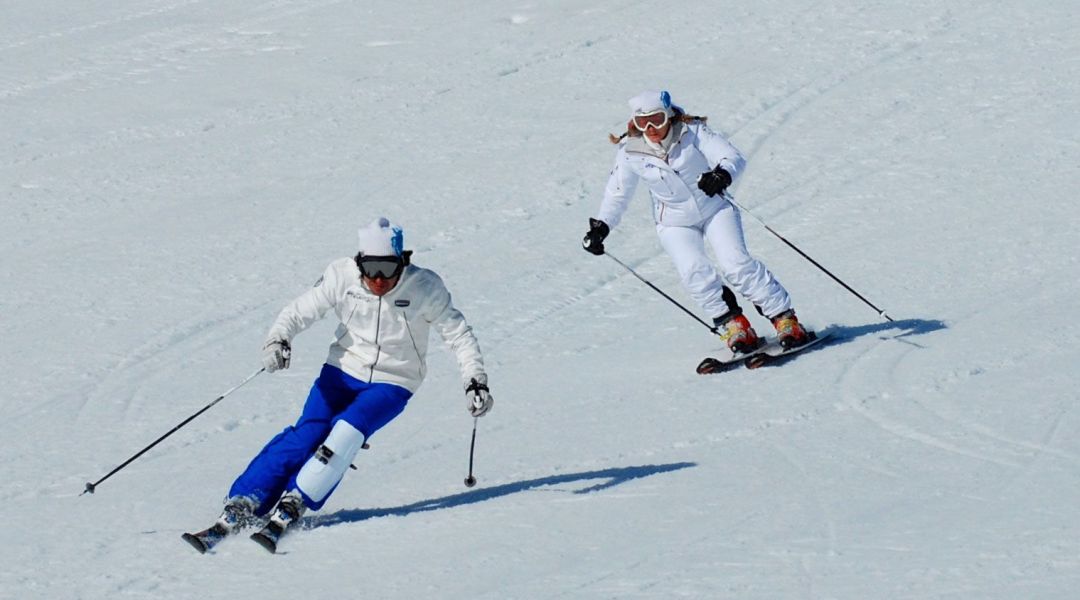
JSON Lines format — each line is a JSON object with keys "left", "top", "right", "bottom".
{"left": 308, "top": 462, "right": 696, "bottom": 529}
{"left": 823, "top": 317, "right": 946, "bottom": 350}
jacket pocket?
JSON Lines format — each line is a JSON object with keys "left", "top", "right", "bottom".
{"left": 640, "top": 164, "right": 678, "bottom": 199}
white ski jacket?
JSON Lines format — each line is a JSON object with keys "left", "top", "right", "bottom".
{"left": 597, "top": 121, "right": 746, "bottom": 228}
{"left": 265, "top": 257, "right": 485, "bottom": 393}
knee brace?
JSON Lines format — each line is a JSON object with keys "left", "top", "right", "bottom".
{"left": 295, "top": 420, "right": 366, "bottom": 504}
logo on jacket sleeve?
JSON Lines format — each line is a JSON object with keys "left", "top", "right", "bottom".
{"left": 395, "top": 299, "right": 411, "bottom": 307}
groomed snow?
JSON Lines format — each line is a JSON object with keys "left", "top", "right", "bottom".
{"left": 2, "top": 1, "right": 1078, "bottom": 598}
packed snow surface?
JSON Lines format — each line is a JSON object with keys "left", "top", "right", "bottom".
{"left": 2, "top": 1, "right": 1078, "bottom": 598}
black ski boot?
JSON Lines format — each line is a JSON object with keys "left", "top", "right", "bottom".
{"left": 250, "top": 492, "right": 306, "bottom": 554}
{"left": 182, "top": 496, "right": 256, "bottom": 554}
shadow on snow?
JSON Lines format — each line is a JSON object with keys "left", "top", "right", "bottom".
{"left": 308, "top": 462, "right": 696, "bottom": 529}
{"left": 823, "top": 317, "right": 947, "bottom": 350}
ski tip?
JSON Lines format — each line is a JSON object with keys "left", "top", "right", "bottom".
{"left": 250, "top": 532, "right": 278, "bottom": 554}
{"left": 696, "top": 357, "right": 718, "bottom": 374}
{"left": 181, "top": 533, "right": 209, "bottom": 554}
{"left": 744, "top": 354, "right": 769, "bottom": 369}
{"left": 696, "top": 357, "right": 732, "bottom": 375}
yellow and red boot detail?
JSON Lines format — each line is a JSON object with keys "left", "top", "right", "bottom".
{"left": 772, "top": 310, "right": 809, "bottom": 349}
{"left": 718, "top": 314, "right": 762, "bottom": 354}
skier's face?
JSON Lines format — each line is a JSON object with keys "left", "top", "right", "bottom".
{"left": 643, "top": 121, "right": 670, "bottom": 143}
{"left": 639, "top": 121, "right": 665, "bottom": 144}
{"left": 363, "top": 274, "right": 400, "bottom": 296}
{"left": 632, "top": 110, "right": 671, "bottom": 144}
{"left": 357, "top": 254, "right": 404, "bottom": 296}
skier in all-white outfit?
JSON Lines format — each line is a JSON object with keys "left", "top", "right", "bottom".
{"left": 582, "top": 90, "right": 809, "bottom": 352}
{"left": 197, "top": 217, "right": 492, "bottom": 550}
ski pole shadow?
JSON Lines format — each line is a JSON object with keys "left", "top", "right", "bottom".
{"left": 308, "top": 462, "right": 696, "bottom": 530}
{"left": 821, "top": 317, "right": 947, "bottom": 350}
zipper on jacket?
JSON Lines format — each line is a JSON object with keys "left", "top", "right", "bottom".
{"left": 368, "top": 296, "right": 382, "bottom": 382}
{"left": 402, "top": 312, "right": 425, "bottom": 380}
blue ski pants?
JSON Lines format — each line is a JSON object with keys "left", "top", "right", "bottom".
{"left": 228, "top": 364, "right": 412, "bottom": 515}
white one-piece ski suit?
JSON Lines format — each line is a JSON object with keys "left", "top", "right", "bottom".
{"left": 595, "top": 118, "right": 793, "bottom": 321}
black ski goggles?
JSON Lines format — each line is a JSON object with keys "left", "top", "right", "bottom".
{"left": 357, "top": 255, "right": 405, "bottom": 280}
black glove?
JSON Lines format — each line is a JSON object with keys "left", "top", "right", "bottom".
{"left": 697, "top": 166, "right": 733, "bottom": 197}
{"left": 582, "top": 218, "right": 610, "bottom": 255}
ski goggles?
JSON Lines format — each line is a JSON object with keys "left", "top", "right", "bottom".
{"left": 632, "top": 110, "right": 669, "bottom": 131}
{"left": 357, "top": 255, "right": 404, "bottom": 279}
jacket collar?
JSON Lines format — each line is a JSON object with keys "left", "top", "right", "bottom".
{"left": 623, "top": 120, "right": 686, "bottom": 160}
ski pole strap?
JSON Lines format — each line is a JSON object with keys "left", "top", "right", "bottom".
{"left": 465, "top": 378, "right": 489, "bottom": 394}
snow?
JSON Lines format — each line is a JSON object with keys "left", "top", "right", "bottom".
{"left": 2, "top": 1, "right": 1079, "bottom": 598}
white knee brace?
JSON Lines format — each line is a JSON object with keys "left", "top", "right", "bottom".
{"left": 295, "top": 420, "right": 366, "bottom": 503}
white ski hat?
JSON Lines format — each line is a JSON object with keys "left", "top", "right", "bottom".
{"left": 628, "top": 90, "right": 674, "bottom": 116}
{"left": 357, "top": 217, "right": 404, "bottom": 257}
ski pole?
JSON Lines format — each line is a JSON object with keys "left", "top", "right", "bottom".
{"left": 464, "top": 417, "right": 479, "bottom": 488}
{"left": 605, "top": 252, "right": 719, "bottom": 334}
{"left": 81, "top": 367, "right": 265, "bottom": 495}
{"left": 725, "top": 193, "right": 894, "bottom": 322}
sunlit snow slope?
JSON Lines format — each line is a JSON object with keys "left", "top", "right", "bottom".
{"left": 2, "top": 1, "right": 1078, "bottom": 598}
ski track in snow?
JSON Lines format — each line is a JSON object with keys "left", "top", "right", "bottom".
{"left": 0, "top": 0, "right": 361, "bottom": 175}
{"left": 838, "top": 324, "right": 1079, "bottom": 479}
{"left": 729, "top": 12, "right": 959, "bottom": 213}
{"left": 0, "top": 10, "right": 323, "bottom": 170}
{"left": 3, "top": 1, "right": 1079, "bottom": 598}
{"left": 0, "top": 0, "right": 207, "bottom": 53}
{"left": 81, "top": 304, "right": 267, "bottom": 421}
{"left": 839, "top": 335, "right": 981, "bottom": 464}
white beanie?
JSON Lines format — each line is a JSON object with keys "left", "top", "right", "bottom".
{"left": 628, "top": 90, "right": 674, "bottom": 117}
{"left": 357, "top": 217, "right": 404, "bottom": 257}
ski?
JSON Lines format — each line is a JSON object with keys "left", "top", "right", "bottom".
{"left": 698, "top": 330, "right": 833, "bottom": 374}
{"left": 249, "top": 493, "right": 305, "bottom": 553}
{"left": 250, "top": 521, "right": 287, "bottom": 554}
{"left": 696, "top": 339, "right": 772, "bottom": 374}
{"left": 744, "top": 330, "right": 832, "bottom": 369}
{"left": 181, "top": 523, "right": 231, "bottom": 554}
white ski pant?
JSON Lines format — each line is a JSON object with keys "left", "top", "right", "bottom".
{"left": 656, "top": 202, "right": 792, "bottom": 321}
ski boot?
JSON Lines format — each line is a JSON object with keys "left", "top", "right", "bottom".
{"left": 771, "top": 309, "right": 810, "bottom": 349}
{"left": 715, "top": 312, "right": 763, "bottom": 355}
{"left": 250, "top": 491, "right": 306, "bottom": 554}
{"left": 181, "top": 496, "right": 256, "bottom": 554}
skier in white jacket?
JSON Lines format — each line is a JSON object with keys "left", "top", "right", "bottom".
{"left": 582, "top": 90, "right": 809, "bottom": 353}
{"left": 210, "top": 217, "right": 492, "bottom": 544}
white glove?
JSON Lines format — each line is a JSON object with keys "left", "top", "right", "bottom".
{"left": 261, "top": 338, "right": 291, "bottom": 372}
{"left": 465, "top": 376, "right": 493, "bottom": 418}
